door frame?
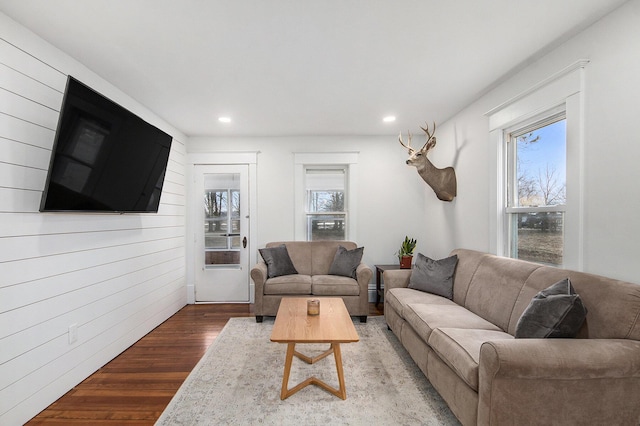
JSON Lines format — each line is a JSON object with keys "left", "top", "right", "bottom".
{"left": 186, "top": 152, "right": 258, "bottom": 304}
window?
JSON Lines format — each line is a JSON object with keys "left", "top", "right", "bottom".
{"left": 294, "top": 152, "right": 358, "bottom": 242}
{"left": 203, "top": 173, "right": 241, "bottom": 266}
{"left": 487, "top": 60, "right": 587, "bottom": 270}
{"left": 506, "top": 113, "right": 566, "bottom": 265}
{"left": 305, "top": 167, "right": 347, "bottom": 240}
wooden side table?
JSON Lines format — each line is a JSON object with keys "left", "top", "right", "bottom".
{"left": 374, "top": 264, "right": 403, "bottom": 307}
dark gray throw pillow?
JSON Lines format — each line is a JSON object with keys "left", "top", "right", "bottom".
{"left": 258, "top": 244, "right": 298, "bottom": 278}
{"left": 515, "top": 278, "right": 588, "bottom": 338}
{"left": 328, "top": 245, "right": 364, "bottom": 279}
{"left": 408, "top": 253, "right": 458, "bottom": 299}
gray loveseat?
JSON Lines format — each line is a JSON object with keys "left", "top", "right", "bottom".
{"left": 251, "top": 241, "right": 372, "bottom": 323}
{"left": 384, "top": 248, "right": 640, "bottom": 425}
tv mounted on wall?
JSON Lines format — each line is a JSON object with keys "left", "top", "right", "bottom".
{"left": 40, "top": 76, "right": 173, "bottom": 213}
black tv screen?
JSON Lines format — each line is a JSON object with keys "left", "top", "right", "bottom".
{"left": 40, "top": 76, "right": 173, "bottom": 213}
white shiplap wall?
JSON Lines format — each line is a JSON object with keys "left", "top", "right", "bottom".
{"left": 0, "top": 22, "right": 187, "bottom": 426}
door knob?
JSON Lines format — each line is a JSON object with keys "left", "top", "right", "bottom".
{"left": 242, "top": 236, "right": 247, "bottom": 248}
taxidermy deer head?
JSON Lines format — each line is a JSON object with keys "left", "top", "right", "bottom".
{"left": 399, "top": 122, "right": 457, "bottom": 201}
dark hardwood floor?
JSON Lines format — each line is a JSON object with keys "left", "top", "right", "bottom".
{"left": 27, "top": 302, "right": 384, "bottom": 425}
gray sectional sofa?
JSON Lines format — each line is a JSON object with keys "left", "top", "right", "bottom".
{"left": 384, "top": 248, "right": 640, "bottom": 425}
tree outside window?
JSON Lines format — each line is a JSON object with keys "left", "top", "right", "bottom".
{"left": 507, "top": 115, "right": 566, "bottom": 265}
{"left": 204, "top": 189, "right": 240, "bottom": 250}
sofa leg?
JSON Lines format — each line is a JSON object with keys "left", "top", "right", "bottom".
{"left": 255, "top": 315, "right": 263, "bottom": 323}
{"left": 359, "top": 316, "right": 367, "bottom": 323}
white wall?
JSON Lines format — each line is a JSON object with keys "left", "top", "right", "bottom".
{"left": 188, "top": 136, "right": 430, "bottom": 287}
{"left": 426, "top": 0, "right": 640, "bottom": 283}
{"left": 190, "top": 0, "right": 640, "bottom": 288}
{"left": 0, "top": 14, "right": 187, "bottom": 425}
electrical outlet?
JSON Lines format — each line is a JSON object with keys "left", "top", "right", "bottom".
{"left": 68, "top": 323, "right": 78, "bottom": 344}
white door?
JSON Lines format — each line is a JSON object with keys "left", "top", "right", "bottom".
{"left": 194, "top": 164, "right": 250, "bottom": 302}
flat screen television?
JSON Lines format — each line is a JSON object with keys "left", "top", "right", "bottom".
{"left": 40, "top": 76, "right": 173, "bottom": 213}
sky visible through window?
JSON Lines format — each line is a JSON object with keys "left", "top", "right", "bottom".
{"left": 516, "top": 119, "right": 566, "bottom": 206}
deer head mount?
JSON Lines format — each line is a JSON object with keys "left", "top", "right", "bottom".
{"left": 399, "top": 122, "right": 457, "bottom": 202}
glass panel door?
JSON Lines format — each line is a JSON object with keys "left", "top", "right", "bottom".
{"left": 195, "top": 165, "right": 249, "bottom": 302}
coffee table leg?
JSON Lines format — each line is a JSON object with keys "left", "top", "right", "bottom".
{"left": 281, "top": 343, "right": 296, "bottom": 400}
{"left": 279, "top": 342, "right": 348, "bottom": 400}
{"left": 333, "top": 343, "right": 347, "bottom": 399}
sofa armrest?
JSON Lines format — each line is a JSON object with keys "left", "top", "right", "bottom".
{"left": 356, "top": 263, "right": 373, "bottom": 315}
{"left": 478, "top": 338, "right": 640, "bottom": 425}
{"left": 355, "top": 263, "right": 373, "bottom": 290}
{"left": 250, "top": 262, "right": 268, "bottom": 296}
{"left": 382, "top": 269, "right": 411, "bottom": 298}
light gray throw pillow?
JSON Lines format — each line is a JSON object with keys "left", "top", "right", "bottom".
{"left": 328, "top": 245, "right": 364, "bottom": 279}
{"left": 408, "top": 253, "right": 458, "bottom": 299}
{"left": 515, "top": 278, "right": 588, "bottom": 338}
{"left": 258, "top": 244, "right": 298, "bottom": 278}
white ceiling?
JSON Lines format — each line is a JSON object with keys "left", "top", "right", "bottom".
{"left": 0, "top": 0, "right": 628, "bottom": 137}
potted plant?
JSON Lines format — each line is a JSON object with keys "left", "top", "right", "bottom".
{"left": 397, "top": 236, "right": 417, "bottom": 269}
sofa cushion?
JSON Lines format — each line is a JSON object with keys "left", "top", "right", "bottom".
{"left": 409, "top": 253, "right": 458, "bottom": 299}
{"left": 405, "top": 303, "right": 502, "bottom": 342}
{"left": 464, "top": 254, "right": 542, "bottom": 332}
{"left": 267, "top": 242, "right": 313, "bottom": 275}
{"left": 311, "top": 275, "right": 360, "bottom": 296}
{"left": 263, "top": 275, "right": 312, "bottom": 295}
{"left": 449, "top": 249, "right": 489, "bottom": 306}
{"left": 311, "top": 241, "right": 357, "bottom": 275}
{"left": 386, "top": 287, "right": 457, "bottom": 319}
{"left": 515, "top": 278, "right": 588, "bottom": 338}
{"left": 328, "top": 245, "right": 364, "bottom": 279}
{"left": 259, "top": 244, "right": 298, "bottom": 278}
{"left": 428, "top": 328, "right": 513, "bottom": 391}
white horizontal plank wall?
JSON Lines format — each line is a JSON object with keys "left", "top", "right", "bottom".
{"left": 0, "top": 16, "right": 187, "bottom": 426}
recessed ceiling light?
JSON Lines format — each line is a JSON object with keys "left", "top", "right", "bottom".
{"left": 383, "top": 116, "right": 396, "bottom": 123}
{"left": 218, "top": 116, "right": 231, "bottom": 123}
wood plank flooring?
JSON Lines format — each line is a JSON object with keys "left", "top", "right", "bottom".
{"left": 27, "top": 303, "right": 383, "bottom": 425}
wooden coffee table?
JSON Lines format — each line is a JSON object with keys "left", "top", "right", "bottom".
{"left": 270, "top": 297, "right": 359, "bottom": 400}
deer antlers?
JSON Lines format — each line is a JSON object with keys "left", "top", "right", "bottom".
{"left": 420, "top": 121, "right": 437, "bottom": 151}
{"left": 398, "top": 121, "right": 437, "bottom": 152}
{"left": 398, "top": 131, "right": 413, "bottom": 152}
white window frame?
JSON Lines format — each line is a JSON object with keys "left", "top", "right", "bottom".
{"left": 294, "top": 152, "right": 358, "bottom": 241}
{"left": 487, "top": 60, "right": 587, "bottom": 270}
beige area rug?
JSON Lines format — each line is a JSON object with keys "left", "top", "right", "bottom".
{"left": 156, "top": 316, "right": 460, "bottom": 425}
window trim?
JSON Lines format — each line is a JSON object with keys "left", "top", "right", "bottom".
{"left": 487, "top": 60, "right": 587, "bottom": 270}
{"left": 294, "top": 152, "right": 358, "bottom": 241}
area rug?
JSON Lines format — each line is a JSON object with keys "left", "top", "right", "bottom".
{"left": 156, "top": 316, "right": 460, "bottom": 425}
